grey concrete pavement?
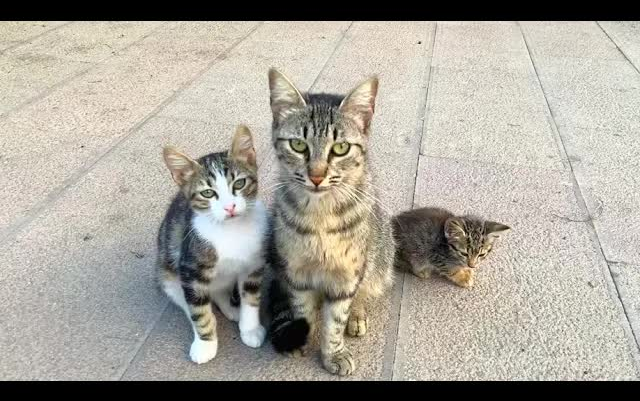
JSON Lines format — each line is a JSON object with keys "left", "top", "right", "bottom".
{"left": 0, "top": 21, "right": 639, "bottom": 380}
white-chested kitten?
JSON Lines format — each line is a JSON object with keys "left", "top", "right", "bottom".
{"left": 157, "top": 125, "right": 267, "bottom": 364}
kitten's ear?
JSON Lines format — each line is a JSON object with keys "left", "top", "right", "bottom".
{"left": 485, "top": 221, "right": 511, "bottom": 238}
{"left": 339, "top": 76, "right": 379, "bottom": 134}
{"left": 163, "top": 146, "right": 200, "bottom": 186}
{"left": 268, "top": 68, "right": 306, "bottom": 126}
{"left": 444, "top": 217, "right": 467, "bottom": 242}
{"left": 230, "top": 124, "right": 256, "bottom": 170}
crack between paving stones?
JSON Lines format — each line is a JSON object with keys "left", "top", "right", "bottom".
{"left": 0, "top": 22, "right": 265, "bottom": 249}
{"left": 596, "top": 21, "right": 640, "bottom": 76}
{"left": 0, "top": 22, "right": 169, "bottom": 119}
{"left": 0, "top": 21, "right": 74, "bottom": 55}
{"left": 519, "top": 22, "right": 640, "bottom": 371}
{"left": 388, "top": 22, "right": 438, "bottom": 381}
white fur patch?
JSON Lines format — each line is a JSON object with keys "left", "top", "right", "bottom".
{"left": 192, "top": 200, "right": 267, "bottom": 268}
{"left": 189, "top": 337, "right": 218, "bottom": 364}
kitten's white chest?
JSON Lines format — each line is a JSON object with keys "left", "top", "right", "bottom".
{"left": 192, "top": 202, "right": 266, "bottom": 266}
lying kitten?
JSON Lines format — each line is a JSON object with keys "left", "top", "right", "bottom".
{"left": 392, "top": 207, "right": 510, "bottom": 288}
{"left": 156, "top": 125, "right": 267, "bottom": 364}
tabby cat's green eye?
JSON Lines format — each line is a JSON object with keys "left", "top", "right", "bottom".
{"left": 200, "top": 189, "right": 216, "bottom": 199}
{"left": 233, "top": 178, "right": 246, "bottom": 190}
{"left": 332, "top": 142, "right": 350, "bottom": 156}
{"left": 290, "top": 139, "right": 308, "bottom": 153}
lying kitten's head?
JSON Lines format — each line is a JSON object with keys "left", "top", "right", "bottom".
{"left": 163, "top": 125, "right": 258, "bottom": 223}
{"left": 444, "top": 216, "right": 510, "bottom": 269}
{"left": 267, "top": 68, "right": 377, "bottom": 196}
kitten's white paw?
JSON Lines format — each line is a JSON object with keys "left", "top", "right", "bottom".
{"left": 189, "top": 337, "right": 218, "bottom": 364}
{"left": 240, "top": 325, "right": 266, "bottom": 348}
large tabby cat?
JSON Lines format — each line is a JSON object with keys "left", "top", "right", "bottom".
{"left": 157, "top": 125, "right": 267, "bottom": 364}
{"left": 262, "top": 69, "right": 396, "bottom": 376}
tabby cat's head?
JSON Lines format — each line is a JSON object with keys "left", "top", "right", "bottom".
{"left": 444, "top": 216, "right": 510, "bottom": 269}
{"left": 268, "top": 68, "right": 378, "bottom": 196}
{"left": 162, "top": 125, "right": 258, "bottom": 223}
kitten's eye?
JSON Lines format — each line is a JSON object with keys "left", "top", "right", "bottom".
{"left": 233, "top": 178, "right": 246, "bottom": 190}
{"left": 290, "top": 139, "right": 307, "bottom": 153}
{"left": 200, "top": 189, "right": 216, "bottom": 199}
{"left": 332, "top": 142, "right": 350, "bottom": 156}
{"left": 479, "top": 250, "right": 489, "bottom": 258}
{"left": 459, "top": 250, "right": 468, "bottom": 257}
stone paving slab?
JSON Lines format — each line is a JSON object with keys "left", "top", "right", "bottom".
{"left": 0, "top": 21, "right": 68, "bottom": 52}
{"left": 0, "top": 22, "right": 259, "bottom": 236}
{"left": 393, "top": 157, "right": 638, "bottom": 380}
{"left": 124, "top": 21, "right": 434, "bottom": 381}
{"left": 598, "top": 22, "right": 640, "bottom": 70}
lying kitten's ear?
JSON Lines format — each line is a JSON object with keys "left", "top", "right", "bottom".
{"left": 339, "top": 76, "right": 379, "bottom": 134}
{"left": 230, "top": 124, "right": 256, "bottom": 170}
{"left": 268, "top": 68, "right": 306, "bottom": 126}
{"left": 485, "top": 221, "right": 511, "bottom": 238}
{"left": 163, "top": 146, "right": 200, "bottom": 186}
{"left": 444, "top": 217, "right": 467, "bottom": 242}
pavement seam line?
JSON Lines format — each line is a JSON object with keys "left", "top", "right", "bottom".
{"left": 0, "top": 22, "right": 169, "bottom": 119}
{"left": 519, "top": 21, "right": 640, "bottom": 374}
{"left": 0, "top": 22, "right": 264, "bottom": 248}
{"left": 596, "top": 21, "right": 640, "bottom": 76}
{"left": 0, "top": 21, "right": 74, "bottom": 55}
{"left": 389, "top": 21, "right": 438, "bottom": 381}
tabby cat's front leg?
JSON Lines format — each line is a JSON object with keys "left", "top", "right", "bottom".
{"left": 321, "top": 297, "right": 355, "bottom": 376}
{"left": 182, "top": 284, "right": 218, "bottom": 364}
{"left": 238, "top": 269, "right": 266, "bottom": 348}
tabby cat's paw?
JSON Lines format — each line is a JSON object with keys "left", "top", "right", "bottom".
{"left": 412, "top": 268, "right": 431, "bottom": 279}
{"left": 322, "top": 348, "right": 355, "bottom": 376}
{"left": 347, "top": 314, "right": 368, "bottom": 337}
{"left": 448, "top": 268, "right": 475, "bottom": 288}
{"left": 241, "top": 325, "right": 266, "bottom": 348}
{"left": 285, "top": 343, "right": 312, "bottom": 358}
{"left": 189, "top": 337, "right": 218, "bottom": 364}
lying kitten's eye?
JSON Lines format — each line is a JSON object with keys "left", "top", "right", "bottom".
{"left": 290, "top": 139, "right": 307, "bottom": 153}
{"left": 459, "top": 250, "right": 469, "bottom": 257}
{"left": 200, "top": 189, "right": 217, "bottom": 199}
{"left": 233, "top": 178, "right": 246, "bottom": 190}
{"left": 479, "top": 251, "right": 488, "bottom": 257}
{"left": 332, "top": 142, "right": 350, "bottom": 156}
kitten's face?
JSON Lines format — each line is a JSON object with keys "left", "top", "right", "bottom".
{"left": 163, "top": 125, "right": 258, "bottom": 223}
{"left": 444, "top": 217, "right": 510, "bottom": 268}
{"left": 268, "top": 69, "right": 377, "bottom": 196}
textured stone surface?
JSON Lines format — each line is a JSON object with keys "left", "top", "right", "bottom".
{"left": 393, "top": 157, "right": 638, "bottom": 380}
{"left": 1, "top": 21, "right": 639, "bottom": 380}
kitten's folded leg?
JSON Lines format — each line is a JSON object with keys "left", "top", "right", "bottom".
{"left": 238, "top": 269, "right": 266, "bottom": 348}
{"left": 445, "top": 267, "right": 475, "bottom": 288}
{"left": 212, "top": 288, "right": 240, "bottom": 322}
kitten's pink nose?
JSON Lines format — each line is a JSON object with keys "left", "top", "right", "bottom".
{"left": 309, "top": 176, "right": 324, "bottom": 186}
{"left": 224, "top": 203, "right": 236, "bottom": 216}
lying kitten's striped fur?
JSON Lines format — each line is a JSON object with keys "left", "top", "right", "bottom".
{"left": 262, "top": 69, "right": 395, "bottom": 376}
{"left": 157, "top": 125, "right": 267, "bottom": 364}
{"left": 393, "top": 207, "right": 510, "bottom": 288}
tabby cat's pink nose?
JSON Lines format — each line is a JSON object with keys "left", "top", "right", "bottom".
{"left": 309, "top": 176, "right": 324, "bottom": 186}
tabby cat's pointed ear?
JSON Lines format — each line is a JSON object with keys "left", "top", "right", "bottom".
{"left": 162, "top": 146, "right": 200, "bottom": 186}
{"left": 230, "top": 124, "right": 256, "bottom": 170}
{"left": 339, "top": 76, "right": 379, "bottom": 134}
{"left": 444, "top": 217, "right": 467, "bottom": 242}
{"left": 268, "top": 68, "right": 306, "bottom": 126}
{"left": 485, "top": 221, "right": 511, "bottom": 238}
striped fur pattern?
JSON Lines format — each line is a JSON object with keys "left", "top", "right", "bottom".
{"left": 157, "top": 125, "right": 268, "bottom": 364}
{"left": 392, "top": 207, "right": 510, "bottom": 288}
{"left": 262, "top": 69, "right": 396, "bottom": 376}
